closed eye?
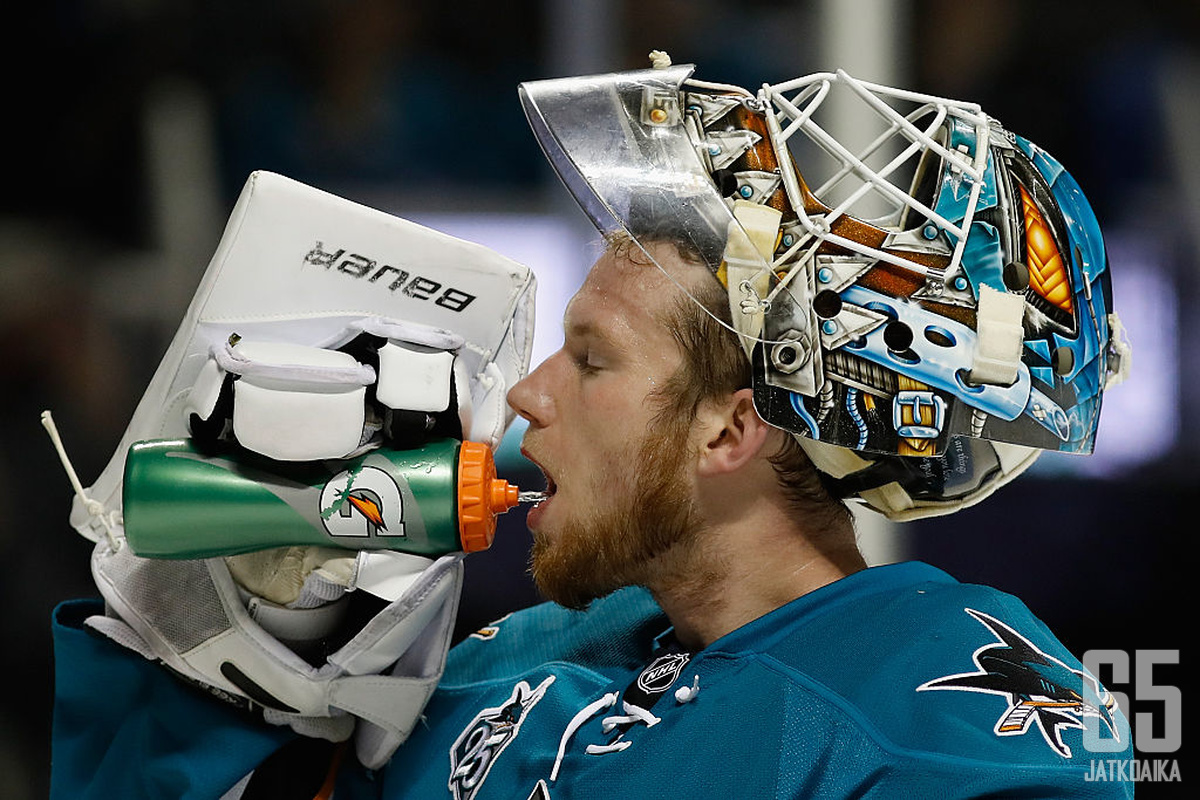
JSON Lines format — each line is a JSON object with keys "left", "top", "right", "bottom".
{"left": 563, "top": 317, "right": 618, "bottom": 376}
{"left": 575, "top": 351, "right": 602, "bottom": 375}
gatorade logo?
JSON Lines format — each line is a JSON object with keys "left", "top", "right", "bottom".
{"left": 320, "top": 465, "right": 407, "bottom": 539}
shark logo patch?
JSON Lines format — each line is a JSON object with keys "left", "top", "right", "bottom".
{"left": 918, "top": 608, "right": 1119, "bottom": 758}
{"left": 449, "top": 676, "right": 555, "bottom": 800}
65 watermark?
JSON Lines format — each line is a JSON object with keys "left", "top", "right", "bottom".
{"left": 1082, "top": 649, "right": 1183, "bottom": 783}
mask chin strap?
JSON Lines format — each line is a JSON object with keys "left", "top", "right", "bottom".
{"left": 798, "top": 435, "right": 1041, "bottom": 522}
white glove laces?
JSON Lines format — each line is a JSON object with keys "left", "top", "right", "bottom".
{"left": 40, "top": 410, "right": 123, "bottom": 551}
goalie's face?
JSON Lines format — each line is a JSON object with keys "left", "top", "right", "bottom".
{"left": 507, "top": 243, "right": 703, "bottom": 608}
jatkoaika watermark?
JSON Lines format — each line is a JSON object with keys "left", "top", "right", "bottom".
{"left": 1082, "top": 649, "right": 1183, "bottom": 783}
{"left": 1085, "top": 759, "right": 1181, "bottom": 783}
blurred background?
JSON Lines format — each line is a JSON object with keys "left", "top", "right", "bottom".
{"left": 3, "top": 0, "right": 1193, "bottom": 796}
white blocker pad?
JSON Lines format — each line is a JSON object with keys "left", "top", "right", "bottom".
{"left": 226, "top": 341, "right": 371, "bottom": 461}
{"left": 376, "top": 342, "right": 456, "bottom": 413}
{"left": 71, "top": 170, "right": 536, "bottom": 542}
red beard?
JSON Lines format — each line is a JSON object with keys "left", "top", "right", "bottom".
{"left": 529, "top": 416, "right": 701, "bottom": 610}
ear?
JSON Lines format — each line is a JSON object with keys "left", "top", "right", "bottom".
{"left": 696, "top": 388, "right": 772, "bottom": 477}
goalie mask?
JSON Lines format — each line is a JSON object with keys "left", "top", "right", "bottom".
{"left": 519, "top": 60, "right": 1127, "bottom": 520}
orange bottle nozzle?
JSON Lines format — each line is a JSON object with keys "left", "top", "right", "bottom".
{"left": 457, "top": 441, "right": 521, "bottom": 553}
{"left": 491, "top": 480, "right": 520, "bottom": 515}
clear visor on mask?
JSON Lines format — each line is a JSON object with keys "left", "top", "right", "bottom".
{"left": 519, "top": 65, "right": 790, "bottom": 348}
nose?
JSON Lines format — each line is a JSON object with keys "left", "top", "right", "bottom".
{"left": 507, "top": 358, "right": 555, "bottom": 428}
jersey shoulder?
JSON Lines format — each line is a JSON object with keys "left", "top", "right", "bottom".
{"left": 751, "top": 563, "right": 1132, "bottom": 773}
{"left": 442, "top": 587, "right": 667, "bottom": 687}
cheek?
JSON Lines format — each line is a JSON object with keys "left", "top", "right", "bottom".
{"left": 579, "top": 377, "right": 656, "bottom": 425}
{"left": 559, "top": 422, "right": 640, "bottom": 498}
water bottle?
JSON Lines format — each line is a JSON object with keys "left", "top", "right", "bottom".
{"left": 122, "top": 437, "right": 522, "bottom": 559}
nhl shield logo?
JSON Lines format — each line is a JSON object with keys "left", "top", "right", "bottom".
{"left": 449, "top": 676, "right": 555, "bottom": 800}
{"left": 636, "top": 653, "right": 690, "bottom": 695}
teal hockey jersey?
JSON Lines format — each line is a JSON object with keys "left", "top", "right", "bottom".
{"left": 51, "top": 562, "right": 1134, "bottom": 798}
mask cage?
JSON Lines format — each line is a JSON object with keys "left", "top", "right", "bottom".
{"left": 728, "top": 70, "right": 993, "bottom": 299}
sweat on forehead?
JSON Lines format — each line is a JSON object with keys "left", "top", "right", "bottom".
{"left": 568, "top": 249, "right": 678, "bottom": 335}
{"left": 600, "top": 232, "right": 720, "bottom": 299}
{"left": 555, "top": 250, "right": 700, "bottom": 374}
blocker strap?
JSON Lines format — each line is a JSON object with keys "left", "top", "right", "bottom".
{"left": 213, "top": 340, "right": 378, "bottom": 386}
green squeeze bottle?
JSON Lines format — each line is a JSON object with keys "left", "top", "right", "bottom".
{"left": 121, "top": 438, "right": 523, "bottom": 559}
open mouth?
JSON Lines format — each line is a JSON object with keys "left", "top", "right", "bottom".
{"left": 521, "top": 448, "right": 558, "bottom": 508}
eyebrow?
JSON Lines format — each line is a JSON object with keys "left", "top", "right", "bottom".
{"left": 563, "top": 317, "right": 620, "bottom": 351}
{"left": 564, "top": 318, "right": 605, "bottom": 341}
